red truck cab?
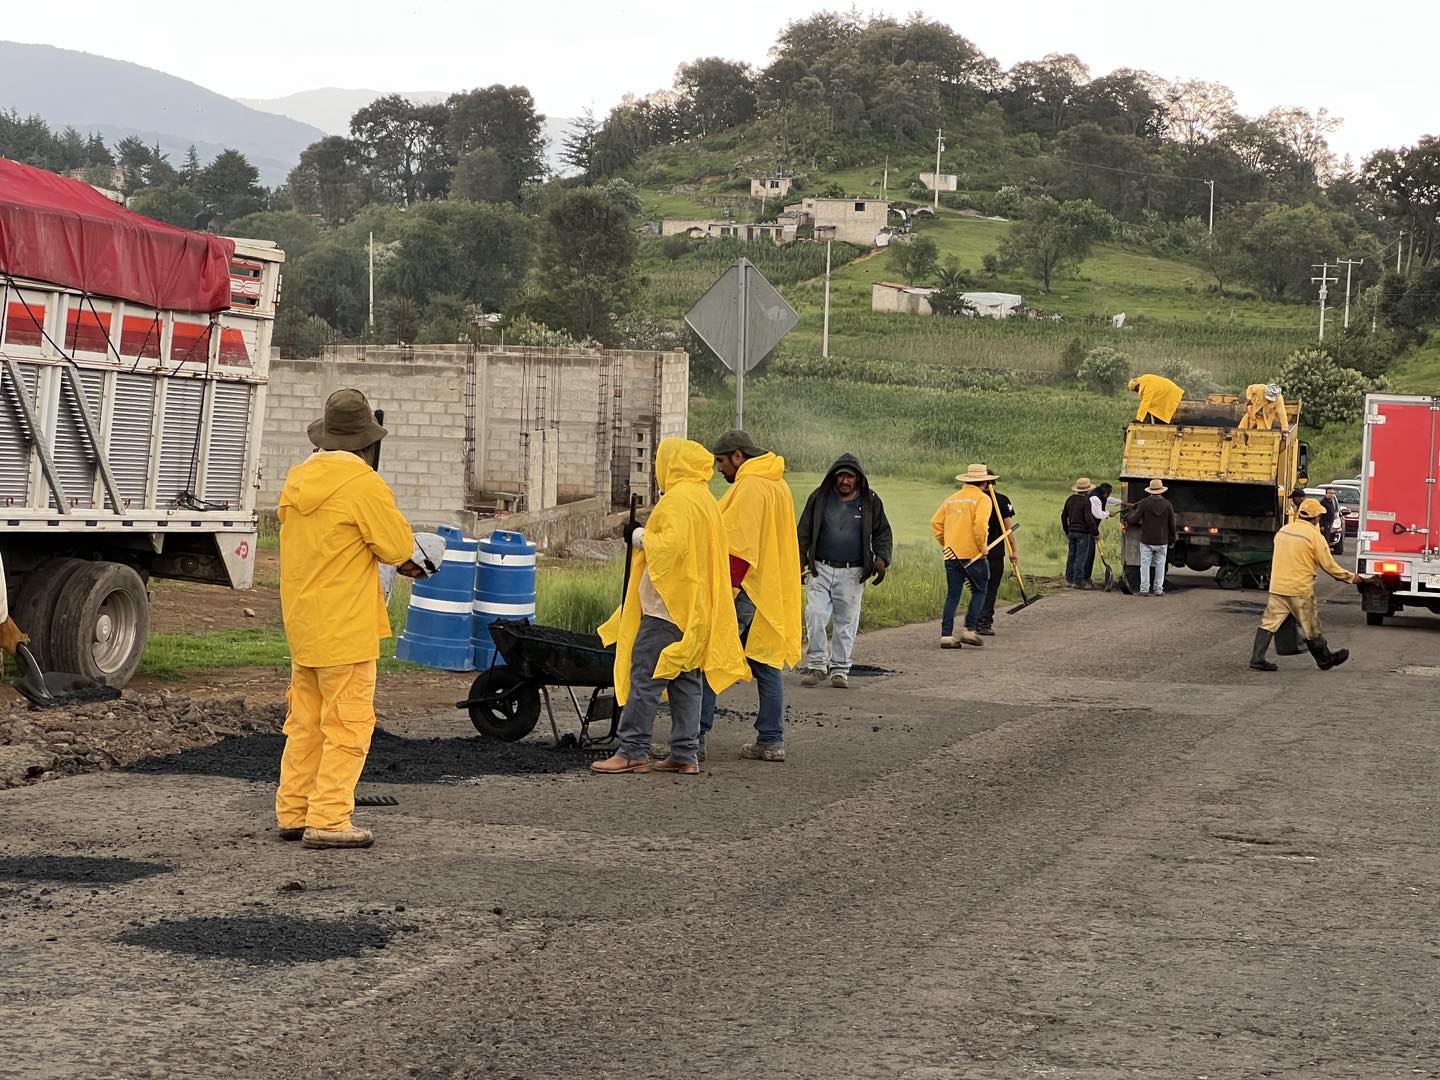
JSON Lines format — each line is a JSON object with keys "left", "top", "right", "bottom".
{"left": 1357, "top": 393, "right": 1440, "bottom": 625}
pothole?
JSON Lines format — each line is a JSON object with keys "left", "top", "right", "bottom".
{"left": 0, "top": 856, "right": 172, "bottom": 885}
{"left": 118, "top": 915, "right": 401, "bottom": 965}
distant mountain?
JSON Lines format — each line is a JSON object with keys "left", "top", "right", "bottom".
{"left": 0, "top": 41, "right": 324, "bottom": 185}
{"left": 242, "top": 87, "right": 580, "bottom": 175}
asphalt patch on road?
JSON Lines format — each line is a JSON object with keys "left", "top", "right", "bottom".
{"left": 0, "top": 855, "right": 172, "bottom": 885}
{"left": 1220, "top": 600, "right": 1268, "bottom": 615}
{"left": 119, "top": 915, "right": 397, "bottom": 965}
{"left": 847, "top": 664, "right": 898, "bottom": 677}
{"left": 128, "top": 728, "right": 598, "bottom": 784}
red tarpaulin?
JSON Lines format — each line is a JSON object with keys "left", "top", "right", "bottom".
{"left": 0, "top": 157, "right": 235, "bottom": 313}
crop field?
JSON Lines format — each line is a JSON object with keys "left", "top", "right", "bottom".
{"left": 639, "top": 236, "right": 863, "bottom": 317}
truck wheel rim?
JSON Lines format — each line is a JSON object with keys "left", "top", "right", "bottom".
{"left": 93, "top": 589, "right": 141, "bottom": 674}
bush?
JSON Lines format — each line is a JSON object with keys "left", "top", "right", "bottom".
{"left": 1279, "top": 348, "right": 1379, "bottom": 428}
{"left": 1156, "top": 358, "right": 1220, "bottom": 398}
{"left": 499, "top": 314, "right": 595, "bottom": 349}
{"left": 1059, "top": 338, "right": 1085, "bottom": 381}
{"left": 608, "top": 311, "right": 680, "bottom": 351}
{"left": 275, "top": 312, "right": 337, "bottom": 358}
{"left": 1076, "top": 346, "right": 1132, "bottom": 395}
{"left": 661, "top": 234, "right": 691, "bottom": 260}
{"left": 993, "top": 185, "right": 1026, "bottom": 218}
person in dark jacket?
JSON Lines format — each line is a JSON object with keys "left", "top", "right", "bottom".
{"left": 797, "top": 454, "right": 893, "bottom": 688}
{"left": 1125, "top": 478, "right": 1177, "bottom": 596}
{"left": 976, "top": 468, "right": 1017, "bottom": 636}
{"left": 1062, "top": 477, "right": 1100, "bottom": 588}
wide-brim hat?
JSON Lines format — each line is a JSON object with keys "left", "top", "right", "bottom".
{"left": 308, "top": 388, "right": 387, "bottom": 452}
{"left": 956, "top": 463, "right": 999, "bottom": 483}
{"left": 1072, "top": 477, "right": 1094, "bottom": 493}
{"left": 1145, "top": 479, "right": 1169, "bottom": 494}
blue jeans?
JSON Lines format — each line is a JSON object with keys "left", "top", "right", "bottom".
{"left": 1140, "top": 543, "right": 1168, "bottom": 594}
{"left": 941, "top": 558, "right": 989, "bottom": 636}
{"left": 1065, "top": 534, "right": 1094, "bottom": 585}
{"left": 700, "top": 590, "right": 785, "bottom": 747}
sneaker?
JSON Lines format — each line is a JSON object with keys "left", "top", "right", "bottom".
{"left": 976, "top": 625, "right": 995, "bottom": 636}
{"left": 940, "top": 635, "right": 960, "bottom": 649}
{"left": 277, "top": 827, "right": 305, "bottom": 842}
{"left": 801, "top": 669, "right": 822, "bottom": 687}
{"left": 829, "top": 672, "right": 849, "bottom": 689}
{"left": 302, "top": 825, "right": 374, "bottom": 849}
{"left": 1139, "top": 591, "right": 1151, "bottom": 597}
{"left": 959, "top": 629, "right": 983, "bottom": 647}
{"left": 740, "top": 742, "right": 786, "bottom": 762}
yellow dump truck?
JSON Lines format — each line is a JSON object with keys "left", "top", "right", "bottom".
{"left": 1119, "top": 395, "right": 1308, "bottom": 590}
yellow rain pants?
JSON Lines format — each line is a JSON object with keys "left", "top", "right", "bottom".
{"left": 275, "top": 659, "right": 378, "bottom": 832}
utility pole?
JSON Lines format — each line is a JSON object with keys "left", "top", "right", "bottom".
{"left": 933, "top": 128, "right": 944, "bottom": 211}
{"left": 822, "top": 240, "right": 832, "bottom": 358}
{"left": 1311, "top": 261, "right": 1338, "bottom": 342}
{"left": 882, "top": 155, "right": 888, "bottom": 202}
{"left": 1396, "top": 231, "right": 1405, "bottom": 275}
{"left": 1337, "top": 257, "right": 1363, "bottom": 329}
{"left": 1205, "top": 179, "right": 1215, "bottom": 236}
{"left": 367, "top": 231, "right": 375, "bottom": 332}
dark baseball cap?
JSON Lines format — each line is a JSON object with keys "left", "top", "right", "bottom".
{"left": 709, "top": 429, "right": 765, "bottom": 456}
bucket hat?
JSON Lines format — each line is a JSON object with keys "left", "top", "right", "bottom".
{"left": 308, "top": 389, "right": 387, "bottom": 452}
{"left": 1145, "top": 479, "right": 1169, "bottom": 494}
{"left": 956, "top": 463, "right": 999, "bottom": 484}
{"left": 1072, "top": 477, "right": 1094, "bottom": 493}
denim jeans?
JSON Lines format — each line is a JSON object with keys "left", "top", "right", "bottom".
{"left": 1065, "top": 533, "right": 1094, "bottom": 585}
{"left": 804, "top": 563, "right": 866, "bottom": 675}
{"left": 700, "top": 589, "right": 785, "bottom": 747}
{"left": 978, "top": 546, "right": 1007, "bottom": 627}
{"left": 940, "top": 557, "right": 990, "bottom": 636}
{"left": 1140, "top": 543, "right": 1168, "bottom": 595}
{"left": 616, "top": 616, "right": 704, "bottom": 764}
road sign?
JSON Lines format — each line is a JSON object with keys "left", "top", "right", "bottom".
{"left": 684, "top": 258, "right": 799, "bottom": 427}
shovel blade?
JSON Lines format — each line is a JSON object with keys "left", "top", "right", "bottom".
{"left": 12, "top": 644, "right": 120, "bottom": 709}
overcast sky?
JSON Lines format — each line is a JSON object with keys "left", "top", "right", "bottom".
{"left": 14, "top": 0, "right": 1434, "bottom": 164}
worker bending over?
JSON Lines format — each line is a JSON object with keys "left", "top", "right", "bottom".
{"left": 276, "top": 389, "right": 430, "bottom": 850}
{"left": 1250, "top": 497, "right": 1363, "bottom": 672}
{"left": 701, "top": 430, "right": 802, "bottom": 762}
{"left": 592, "top": 439, "right": 749, "bottom": 775}
{"left": 1128, "top": 374, "right": 1183, "bottom": 424}
{"left": 1239, "top": 383, "right": 1287, "bottom": 430}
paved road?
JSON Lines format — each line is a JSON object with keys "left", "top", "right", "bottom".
{"left": 2, "top": 578, "right": 1438, "bottom": 1078}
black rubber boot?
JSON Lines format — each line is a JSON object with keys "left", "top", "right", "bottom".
{"left": 1306, "top": 637, "right": 1350, "bottom": 671}
{"left": 1249, "top": 629, "right": 1278, "bottom": 671}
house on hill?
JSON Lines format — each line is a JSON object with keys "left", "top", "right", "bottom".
{"left": 785, "top": 197, "right": 889, "bottom": 246}
{"left": 659, "top": 219, "right": 792, "bottom": 244}
{"left": 750, "top": 175, "right": 793, "bottom": 198}
{"left": 919, "top": 172, "right": 958, "bottom": 192}
{"left": 872, "top": 281, "right": 936, "bottom": 316}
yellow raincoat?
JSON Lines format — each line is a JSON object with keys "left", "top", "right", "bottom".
{"left": 1128, "top": 374, "right": 1184, "bottom": 423}
{"left": 715, "top": 451, "right": 803, "bottom": 670}
{"left": 599, "top": 439, "right": 750, "bottom": 704}
{"left": 278, "top": 450, "right": 415, "bottom": 666}
{"left": 1239, "top": 383, "right": 1287, "bottom": 430}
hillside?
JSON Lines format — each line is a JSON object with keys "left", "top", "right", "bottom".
{"left": 0, "top": 41, "right": 324, "bottom": 183}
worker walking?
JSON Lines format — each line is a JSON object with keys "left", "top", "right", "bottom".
{"left": 1062, "top": 478, "right": 1101, "bottom": 589}
{"left": 975, "top": 467, "right": 1016, "bottom": 637}
{"left": 1239, "top": 383, "right": 1287, "bottom": 430}
{"left": 276, "top": 390, "right": 429, "bottom": 850}
{"left": 592, "top": 439, "right": 750, "bottom": 775}
{"left": 701, "top": 430, "right": 803, "bottom": 762}
{"left": 1128, "top": 374, "right": 1184, "bottom": 424}
{"left": 932, "top": 464, "right": 996, "bottom": 648}
{"left": 1125, "top": 479, "right": 1177, "bottom": 596}
{"left": 797, "top": 454, "right": 893, "bottom": 688}
{"left": 1250, "top": 497, "right": 1363, "bottom": 672}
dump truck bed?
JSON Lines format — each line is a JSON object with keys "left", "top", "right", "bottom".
{"left": 1120, "top": 398, "right": 1302, "bottom": 486}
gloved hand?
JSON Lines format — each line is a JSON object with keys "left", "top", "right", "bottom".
{"left": 623, "top": 520, "right": 643, "bottom": 547}
{"left": 870, "top": 557, "right": 887, "bottom": 585}
{"left": 626, "top": 525, "right": 646, "bottom": 550}
{"left": 0, "top": 617, "right": 29, "bottom": 657}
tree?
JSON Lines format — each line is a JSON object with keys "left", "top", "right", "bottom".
{"left": 223, "top": 210, "right": 321, "bottom": 261}
{"left": 560, "top": 110, "right": 598, "bottom": 179}
{"left": 1237, "top": 202, "right": 1343, "bottom": 299}
{"left": 995, "top": 196, "right": 1115, "bottom": 292}
{"left": 54, "top": 126, "right": 86, "bottom": 171}
{"left": 383, "top": 200, "right": 534, "bottom": 310}
{"left": 1362, "top": 137, "right": 1440, "bottom": 268}
{"left": 115, "top": 136, "right": 151, "bottom": 194}
{"left": 197, "top": 149, "right": 265, "bottom": 226}
{"left": 524, "top": 187, "right": 637, "bottom": 342}
{"left": 1006, "top": 53, "right": 1090, "bottom": 134}
{"left": 1162, "top": 80, "right": 1237, "bottom": 147}
{"left": 129, "top": 186, "right": 204, "bottom": 228}
{"left": 445, "top": 85, "right": 545, "bottom": 197}
{"left": 452, "top": 147, "right": 516, "bottom": 203}
{"left": 293, "top": 239, "right": 368, "bottom": 333}
{"left": 286, "top": 136, "right": 366, "bottom": 222}
{"left": 180, "top": 145, "right": 202, "bottom": 186}
{"left": 676, "top": 57, "right": 758, "bottom": 136}
{"left": 83, "top": 132, "right": 113, "bottom": 166}
{"left": 1279, "top": 348, "right": 1377, "bottom": 427}
{"left": 1083, "top": 68, "right": 1165, "bottom": 138}
{"left": 888, "top": 235, "right": 939, "bottom": 285}
{"left": 351, "top": 95, "right": 450, "bottom": 206}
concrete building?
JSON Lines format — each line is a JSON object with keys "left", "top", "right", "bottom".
{"left": 260, "top": 344, "right": 688, "bottom": 546}
{"left": 785, "top": 198, "right": 890, "bottom": 246}
{"left": 919, "top": 172, "right": 958, "bottom": 192}
{"left": 750, "top": 175, "right": 794, "bottom": 198}
{"left": 660, "top": 219, "right": 792, "bottom": 244}
{"left": 872, "top": 281, "right": 936, "bottom": 316}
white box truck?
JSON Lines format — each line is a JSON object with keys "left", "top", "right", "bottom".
{"left": 0, "top": 158, "right": 283, "bottom": 685}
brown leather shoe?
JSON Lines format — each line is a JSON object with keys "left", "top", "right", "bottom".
{"left": 959, "top": 629, "right": 983, "bottom": 647}
{"left": 590, "top": 754, "right": 651, "bottom": 774}
{"left": 652, "top": 757, "right": 700, "bottom": 775}
{"left": 302, "top": 825, "right": 374, "bottom": 849}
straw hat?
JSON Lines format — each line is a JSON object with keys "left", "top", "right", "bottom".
{"left": 1072, "top": 477, "right": 1094, "bottom": 493}
{"left": 1145, "top": 478, "right": 1168, "bottom": 494}
{"left": 956, "top": 463, "right": 999, "bottom": 484}
{"left": 307, "top": 389, "right": 387, "bottom": 452}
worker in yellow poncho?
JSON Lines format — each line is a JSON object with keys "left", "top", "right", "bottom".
{"left": 1238, "top": 383, "right": 1287, "bottom": 430}
{"left": 592, "top": 438, "right": 750, "bottom": 776}
{"left": 700, "top": 430, "right": 803, "bottom": 763}
{"left": 1128, "top": 374, "right": 1184, "bottom": 423}
{"left": 276, "top": 389, "right": 429, "bottom": 850}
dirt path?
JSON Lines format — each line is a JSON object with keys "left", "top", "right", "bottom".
{"left": 1, "top": 576, "right": 1438, "bottom": 1077}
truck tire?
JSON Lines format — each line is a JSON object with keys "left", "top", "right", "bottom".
{"left": 10, "top": 558, "right": 89, "bottom": 669}
{"left": 48, "top": 561, "right": 150, "bottom": 688}
{"left": 1366, "top": 612, "right": 1385, "bottom": 627}
{"left": 1121, "top": 563, "right": 1141, "bottom": 595}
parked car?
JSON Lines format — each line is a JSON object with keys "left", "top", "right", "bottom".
{"left": 1324, "top": 482, "right": 1362, "bottom": 535}
{"left": 1304, "top": 489, "right": 1345, "bottom": 553}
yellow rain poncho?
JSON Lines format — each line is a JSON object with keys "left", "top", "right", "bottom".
{"left": 1128, "top": 374, "right": 1184, "bottom": 423}
{"left": 278, "top": 450, "right": 415, "bottom": 667}
{"left": 1239, "top": 383, "right": 1287, "bottom": 430}
{"left": 599, "top": 439, "right": 750, "bottom": 704}
{"left": 716, "top": 451, "right": 803, "bottom": 670}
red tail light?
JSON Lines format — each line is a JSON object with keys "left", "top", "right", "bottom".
{"left": 1376, "top": 561, "right": 1406, "bottom": 574}
{"left": 1208, "top": 527, "right": 1220, "bottom": 535}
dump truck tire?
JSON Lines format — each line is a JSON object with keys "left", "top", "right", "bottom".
{"left": 10, "top": 558, "right": 89, "bottom": 670}
{"left": 49, "top": 561, "right": 149, "bottom": 688}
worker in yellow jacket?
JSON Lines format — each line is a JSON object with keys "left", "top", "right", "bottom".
{"left": 276, "top": 389, "right": 426, "bottom": 850}
{"left": 1250, "top": 498, "right": 1363, "bottom": 672}
{"left": 1238, "top": 383, "right": 1287, "bottom": 430}
{"left": 592, "top": 438, "right": 750, "bottom": 775}
{"left": 701, "top": 430, "right": 802, "bottom": 762}
{"left": 931, "top": 464, "right": 996, "bottom": 648}
{"left": 1128, "top": 374, "right": 1184, "bottom": 424}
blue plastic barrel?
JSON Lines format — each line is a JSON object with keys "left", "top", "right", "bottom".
{"left": 472, "top": 530, "right": 538, "bottom": 670}
{"left": 396, "top": 525, "right": 476, "bottom": 671}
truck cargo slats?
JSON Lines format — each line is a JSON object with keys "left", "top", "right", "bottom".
{"left": 0, "top": 362, "right": 37, "bottom": 504}
{"left": 204, "top": 382, "right": 252, "bottom": 507}
{"left": 157, "top": 380, "right": 205, "bottom": 507}
{"left": 110, "top": 373, "right": 156, "bottom": 505}
{"left": 50, "top": 367, "right": 105, "bottom": 510}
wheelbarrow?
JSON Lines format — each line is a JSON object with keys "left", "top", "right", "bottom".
{"left": 455, "top": 619, "right": 619, "bottom": 746}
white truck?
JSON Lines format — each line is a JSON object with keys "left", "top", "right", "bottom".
{"left": 0, "top": 158, "right": 283, "bottom": 686}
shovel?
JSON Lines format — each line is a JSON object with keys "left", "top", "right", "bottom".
{"left": 619, "top": 492, "right": 640, "bottom": 611}
{"left": 1096, "top": 538, "right": 1118, "bottom": 592}
{"left": 11, "top": 642, "right": 120, "bottom": 709}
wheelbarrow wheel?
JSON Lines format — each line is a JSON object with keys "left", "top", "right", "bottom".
{"left": 465, "top": 668, "right": 541, "bottom": 741}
